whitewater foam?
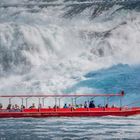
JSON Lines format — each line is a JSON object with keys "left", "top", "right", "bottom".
{"left": 0, "top": 1, "right": 140, "bottom": 96}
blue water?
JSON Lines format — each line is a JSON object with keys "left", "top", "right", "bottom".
{"left": 70, "top": 64, "right": 140, "bottom": 93}
{"left": 66, "top": 64, "right": 140, "bottom": 107}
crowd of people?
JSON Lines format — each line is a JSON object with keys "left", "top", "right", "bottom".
{"left": 0, "top": 100, "right": 115, "bottom": 112}
{"left": 63, "top": 101, "right": 97, "bottom": 109}
{"left": 0, "top": 103, "right": 34, "bottom": 112}
{"left": 6, "top": 104, "right": 25, "bottom": 112}
{"left": 62, "top": 101, "right": 113, "bottom": 109}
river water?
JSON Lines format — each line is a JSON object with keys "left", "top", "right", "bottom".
{"left": 0, "top": 117, "right": 140, "bottom": 140}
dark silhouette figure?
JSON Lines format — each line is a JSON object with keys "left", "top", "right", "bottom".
{"left": 89, "top": 101, "right": 95, "bottom": 108}
{"left": 63, "top": 103, "right": 68, "bottom": 108}
{"left": 7, "top": 104, "right": 12, "bottom": 110}
{"left": 84, "top": 101, "right": 88, "bottom": 108}
{"left": 105, "top": 104, "right": 108, "bottom": 108}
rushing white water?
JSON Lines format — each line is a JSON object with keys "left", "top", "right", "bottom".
{"left": 0, "top": 0, "right": 140, "bottom": 97}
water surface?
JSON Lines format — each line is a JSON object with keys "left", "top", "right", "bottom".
{"left": 0, "top": 117, "right": 140, "bottom": 140}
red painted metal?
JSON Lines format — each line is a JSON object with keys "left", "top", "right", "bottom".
{"left": 2, "top": 91, "right": 140, "bottom": 118}
{"left": 0, "top": 93, "right": 124, "bottom": 98}
{"left": 0, "top": 107, "right": 140, "bottom": 118}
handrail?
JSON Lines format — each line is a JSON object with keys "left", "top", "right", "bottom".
{"left": 0, "top": 92, "right": 124, "bottom": 98}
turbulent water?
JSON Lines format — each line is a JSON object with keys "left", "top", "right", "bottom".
{"left": 0, "top": 117, "right": 140, "bottom": 140}
{"left": 0, "top": 0, "right": 140, "bottom": 139}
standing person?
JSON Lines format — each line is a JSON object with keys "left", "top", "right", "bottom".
{"left": 89, "top": 101, "right": 95, "bottom": 108}
{"left": 105, "top": 104, "right": 108, "bottom": 108}
{"left": 91, "top": 101, "right": 95, "bottom": 108}
{"left": 84, "top": 101, "right": 88, "bottom": 108}
{"left": 89, "top": 101, "right": 92, "bottom": 108}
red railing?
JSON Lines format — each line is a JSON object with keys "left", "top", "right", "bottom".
{"left": 0, "top": 92, "right": 124, "bottom": 98}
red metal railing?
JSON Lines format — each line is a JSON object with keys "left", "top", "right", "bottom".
{"left": 0, "top": 91, "right": 124, "bottom": 98}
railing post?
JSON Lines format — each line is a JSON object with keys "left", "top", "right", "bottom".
{"left": 38, "top": 98, "right": 41, "bottom": 104}
{"left": 42, "top": 98, "right": 45, "bottom": 107}
{"left": 120, "top": 97, "right": 122, "bottom": 110}
{"left": 55, "top": 97, "right": 57, "bottom": 112}
{"left": 9, "top": 98, "right": 12, "bottom": 104}
{"left": 75, "top": 98, "right": 77, "bottom": 107}
{"left": 42, "top": 97, "right": 47, "bottom": 107}
{"left": 26, "top": 98, "right": 28, "bottom": 108}
{"left": 107, "top": 97, "right": 109, "bottom": 105}
{"left": 55, "top": 97, "right": 57, "bottom": 106}
{"left": 38, "top": 98, "right": 41, "bottom": 112}
{"left": 71, "top": 98, "right": 74, "bottom": 106}
{"left": 104, "top": 97, "right": 106, "bottom": 107}
{"left": 58, "top": 98, "right": 61, "bottom": 108}
{"left": 21, "top": 98, "right": 24, "bottom": 105}
{"left": 87, "top": 97, "right": 89, "bottom": 111}
{"left": 42, "top": 98, "right": 44, "bottom": 107}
